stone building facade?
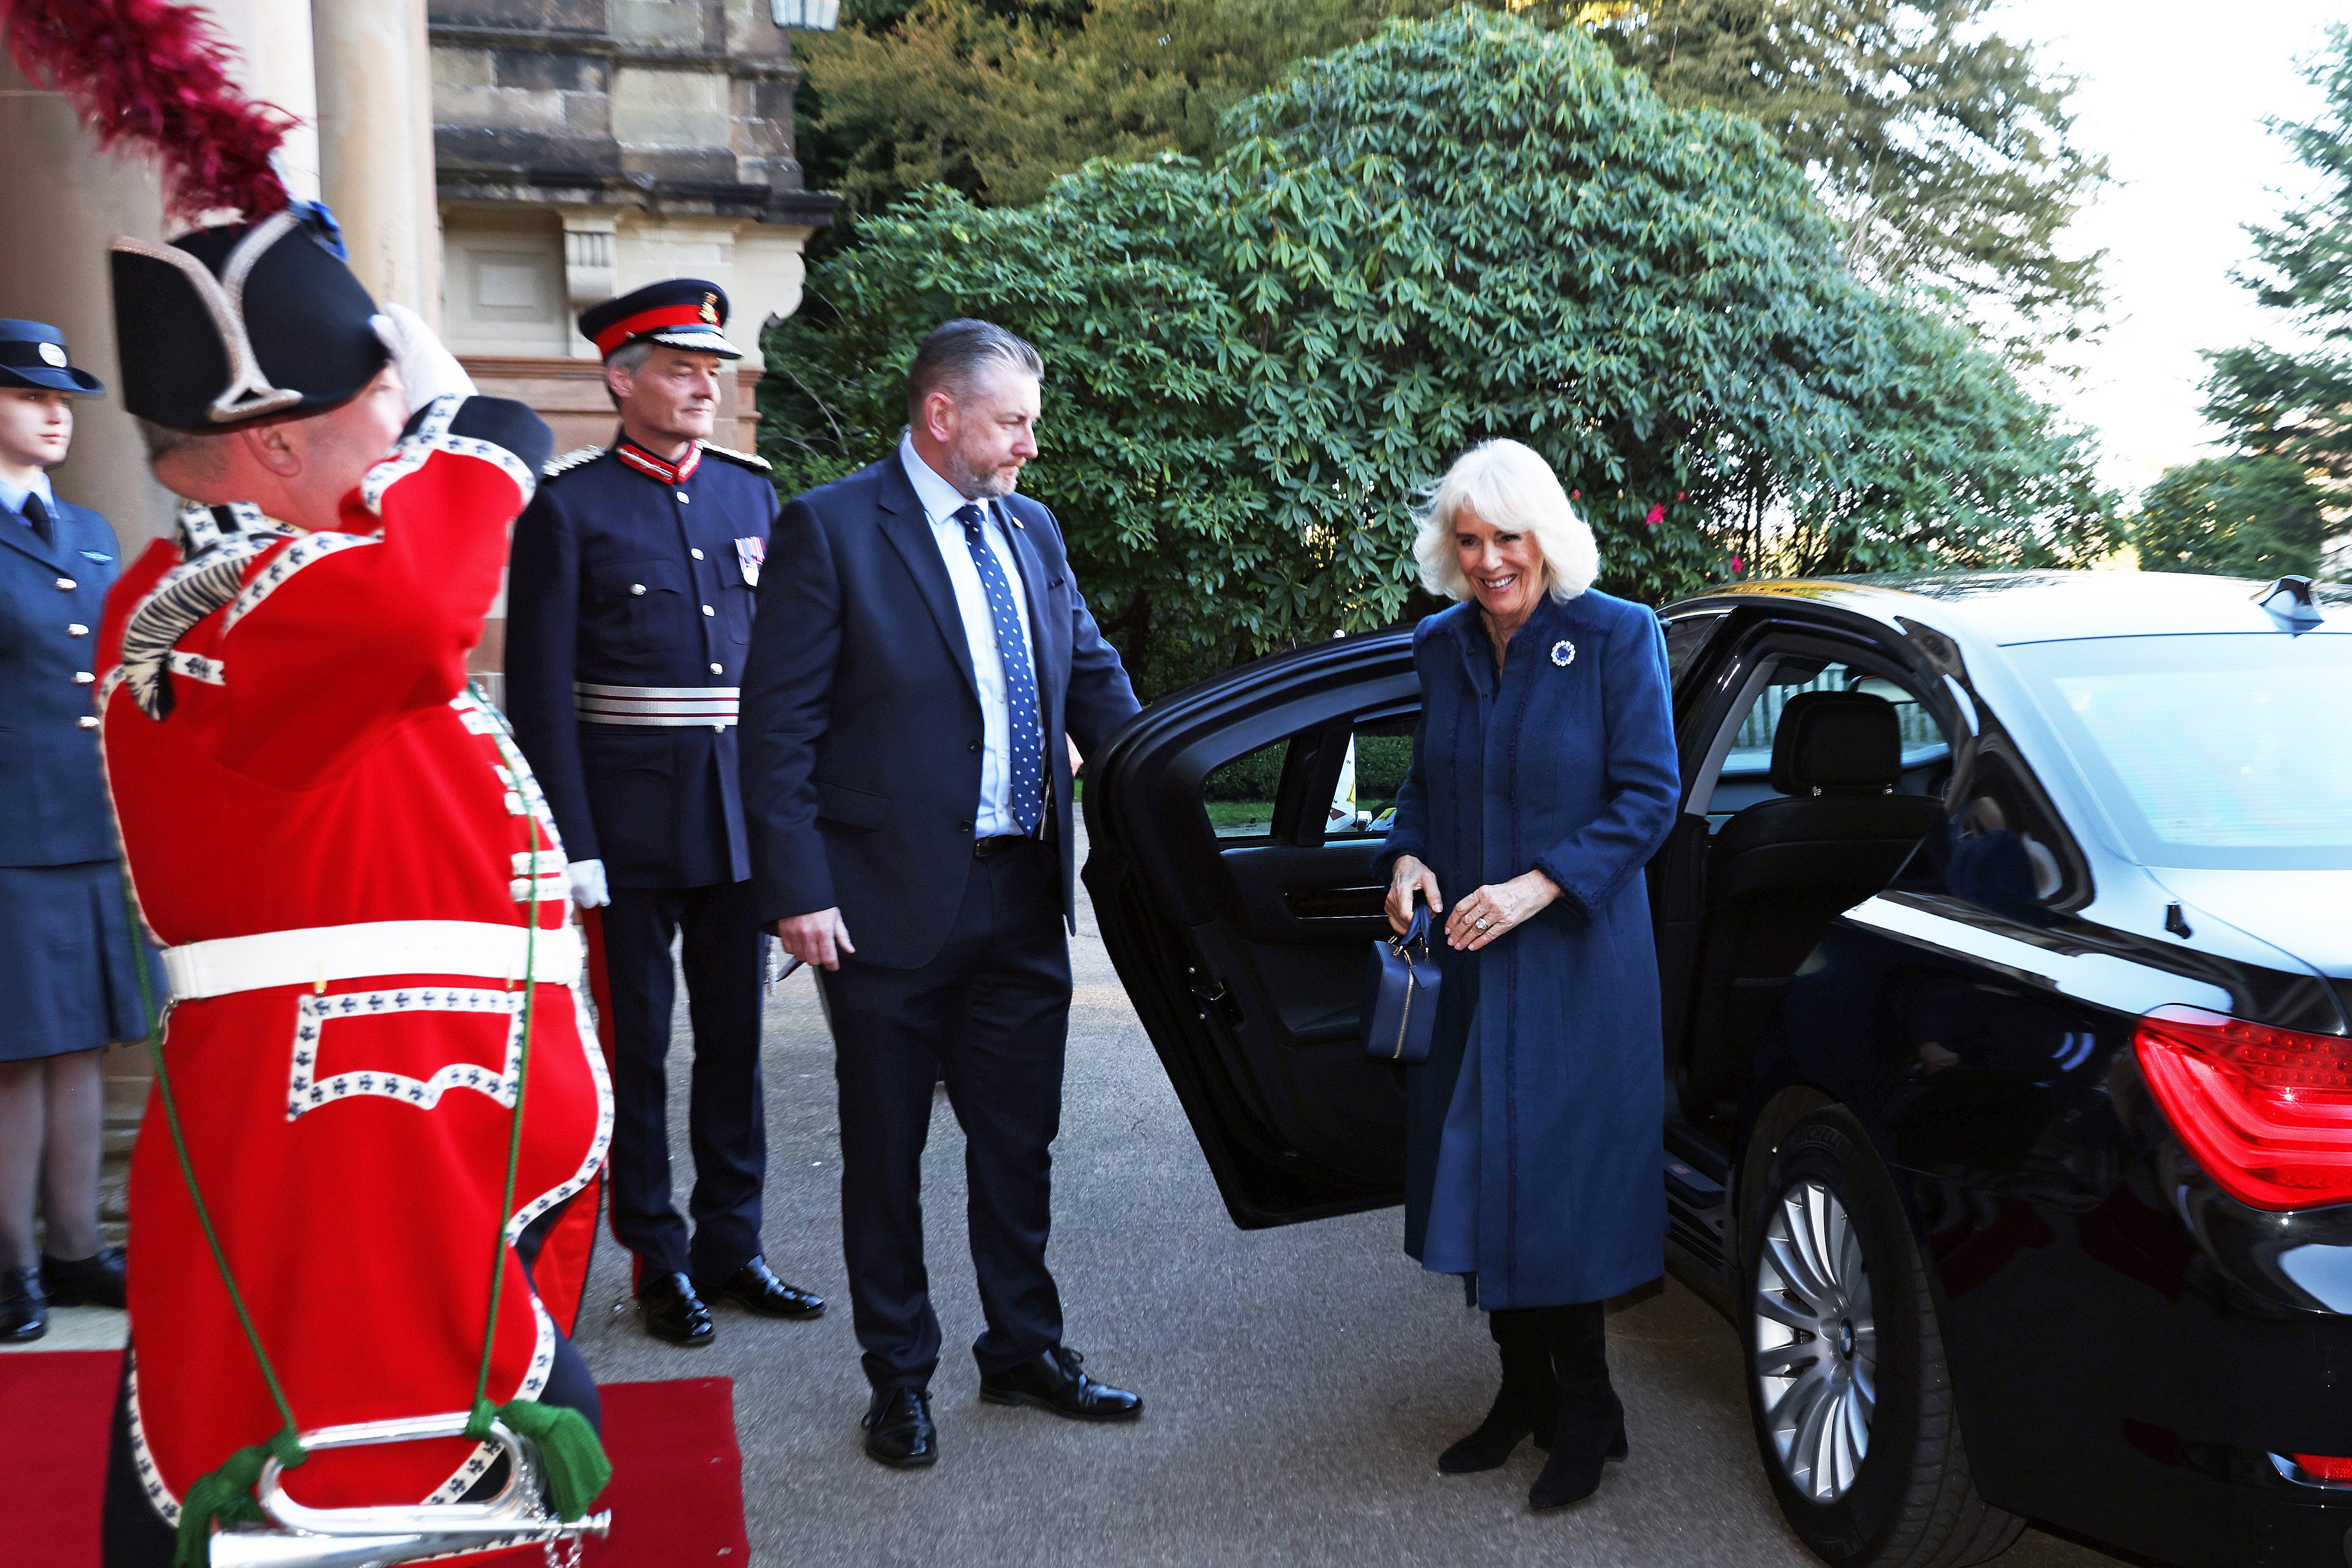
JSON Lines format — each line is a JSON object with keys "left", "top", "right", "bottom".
{"left": 430, "top": 0, "right": 839, "bottom": 454}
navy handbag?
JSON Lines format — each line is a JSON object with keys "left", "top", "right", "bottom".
{"left": 1363, "top": 906, "right": 1442, "bottom": 1065}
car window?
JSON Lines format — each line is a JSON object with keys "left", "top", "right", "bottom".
{"left": 1663, "top": 611, "right": 1728, "bottom": 691}
{"left": 1202, "top": 740, "right": 1285, "bottom": 841}
{"left": 1323, "top": 717, "right": 1415, "bottom": 840}
{"left": 1696, "top": 653, "right": 1952, "bottom": 826}
{"left": 2006, "top": 632, "right": 2352, "bottom": 870}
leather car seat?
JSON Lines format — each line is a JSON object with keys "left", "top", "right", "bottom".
{"left": 1682, "top": 691, "right": 1946, "bottom": 1109}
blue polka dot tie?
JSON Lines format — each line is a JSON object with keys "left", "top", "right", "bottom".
{"left": 956, "top": 504, "right": 1044, "bottom": 834}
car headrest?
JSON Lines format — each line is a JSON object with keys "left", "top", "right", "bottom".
{"left": 1769, "top": 690, "right": 1903, "bottom": 795}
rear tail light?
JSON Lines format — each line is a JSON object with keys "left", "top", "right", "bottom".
{"left": 2134, "top": 1006, "right": 2352, "bottom": 1211}
{"left": 2293, "top": 1454, "right": 2352, "bottom": 1482}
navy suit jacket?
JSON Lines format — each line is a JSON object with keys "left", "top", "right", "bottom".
{"left": 0, "top": 496, "right": 125, "bottom": 866}
{"left": 741, "top": 455, "right": 1140, "bottom": 970}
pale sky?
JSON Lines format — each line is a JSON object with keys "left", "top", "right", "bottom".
{"left": 2009, "top": 0, "right": 2343, "bottom": 501}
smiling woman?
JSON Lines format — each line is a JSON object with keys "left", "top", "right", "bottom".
{"left": 1375, "top": 438, "right": 1682, "bottom": 1513}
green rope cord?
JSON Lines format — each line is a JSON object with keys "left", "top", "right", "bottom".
{"left": 468, "top": 752, "right": 541, "bottom": 1426}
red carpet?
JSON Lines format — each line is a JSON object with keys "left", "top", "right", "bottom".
{"left": 1, "top": 1353, "right": 749, "bottom": 1567}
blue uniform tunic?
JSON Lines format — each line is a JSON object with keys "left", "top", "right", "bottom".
{"left": 0, "top": 489, "right": 164, "bottom": 1059}
{"left": 504, "top": 437, "right": 779, "bottom": 887}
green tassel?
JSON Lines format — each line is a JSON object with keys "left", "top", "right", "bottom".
{"left": 171, "top": 1430, "right": 306, "bottom": 1568}
{"left": 467, "top": 1397, "right": 611, "bottom": 1522}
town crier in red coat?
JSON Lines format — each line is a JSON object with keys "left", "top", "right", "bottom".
{"left": 94, "top": 207, "right": 611, "bottom": 1567}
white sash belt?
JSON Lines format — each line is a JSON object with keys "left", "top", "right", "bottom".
{"left": 161, "top": 919, "right": 582, "bottom": 1001}
{"left": 574, "top": 682, "right": 739, "bottom": 728}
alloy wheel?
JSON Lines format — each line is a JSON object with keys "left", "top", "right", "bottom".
{"left": 1753, "top": 1177, "right": 1878, "bottom": 1502}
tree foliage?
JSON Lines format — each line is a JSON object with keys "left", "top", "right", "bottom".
{"left": 796, "top": 0, "right": 2107, "bottom": 351}
{"left": 2203, "top": 24, "right": 2352, "bottom": 493}
{"left": 796, "top": 0, "right": 1453, "bottom": 217}
{"left": 2132, "top": 456, "right": 2332, "bottom": 581}
{"left": 1571, "top": 0, "right": 2108, "bottom": 355}
{"left": 765, "top": 11, "right": 2113, "bottom": 696}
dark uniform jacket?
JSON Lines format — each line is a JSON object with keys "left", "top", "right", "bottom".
{"left": 505, "top": 436, "right": 779, "bottom": 890}
{"left": 1, "top": 495, "right": 125, "bottom": 866}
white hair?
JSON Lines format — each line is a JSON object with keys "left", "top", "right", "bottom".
{"left": 1411, "top": 439, "right": 1598, "bottom": 603}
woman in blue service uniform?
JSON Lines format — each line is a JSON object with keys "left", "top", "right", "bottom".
{"left": 0, "top": 320, "right": 165, "bottom": 1341}
{"left": 1377, "top": 439, "right": 1681, "bottom": 1511}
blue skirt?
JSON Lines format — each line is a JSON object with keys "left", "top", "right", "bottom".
{"left": 0, "top": 861, "right": 167, "bottom": 1061}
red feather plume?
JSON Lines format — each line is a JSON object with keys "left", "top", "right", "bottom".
{"left": 3, "top": 0, "right": 295, "bottom": 223}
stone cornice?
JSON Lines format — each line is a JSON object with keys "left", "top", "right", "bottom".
{"left": 427, "top": 24, "right": 800, "bottom": 82}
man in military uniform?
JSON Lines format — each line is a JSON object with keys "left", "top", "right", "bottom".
{"left": 506, "top": 280, "right": 821, "bottom": 1346}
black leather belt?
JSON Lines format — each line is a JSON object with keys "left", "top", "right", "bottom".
{"left": 973, "top": 835, "right": 1034, "bottom": 858}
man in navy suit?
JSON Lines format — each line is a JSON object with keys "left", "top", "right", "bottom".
{"left": 0, "top": 320, "right": 160, "bottom": 1341}
{"left": 742, "top": 319, "right": 1144, "bottom": 1468}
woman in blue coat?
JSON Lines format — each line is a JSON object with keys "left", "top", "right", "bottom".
{"left": 1376, "top": 439, "right": 1680, "bottom": 1510}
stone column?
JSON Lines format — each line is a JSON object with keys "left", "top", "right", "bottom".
{"left": 311, "top": 0, "right": 442, "bottom": 323}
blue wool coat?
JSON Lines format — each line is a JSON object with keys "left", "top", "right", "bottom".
{"left": 1375, "top": 589, "right": 1681, "bottom": 1308}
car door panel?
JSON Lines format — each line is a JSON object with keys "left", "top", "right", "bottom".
{"left": 1084, "top": 632, "right": 1421, "bottom": 1228}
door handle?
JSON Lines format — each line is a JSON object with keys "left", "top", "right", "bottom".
{"left": 1284, "top": 885, "right": 1388, "bottom": 920}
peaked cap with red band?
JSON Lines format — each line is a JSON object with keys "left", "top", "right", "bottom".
{"left": 580, "top": 279, "right": 742, "bottom": 361}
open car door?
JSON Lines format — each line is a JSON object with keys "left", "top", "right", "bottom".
{"left": 1083, "top": 629, "right": 1420, "bottom": 1228}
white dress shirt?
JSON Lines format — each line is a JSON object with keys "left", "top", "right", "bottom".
{"left": 0, "top": 468, "right": 56, "bottom": 528}
{"left": 898, "top": 433, "right": 1043, "bottom": 838}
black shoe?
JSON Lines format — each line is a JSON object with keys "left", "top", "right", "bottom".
{"left": 697, "top": 1257, "right": 823, "bottom": 1320}
{"left": 861, "top": 1386, "right": 938, "bottom": 1468}
{"left": 637, "top": 1272, "right": 715, "bottom": 1346}
{"left": 1439, "top": 1308, "right": 1559, "bottom": 1473}
{"left": 1528, "top": 1302, "right": 1624, "bottom": 1510}
{"left": 43, "top": 1246, "right": 127, "bottom": 1310}
{"left": 0, "top": 1267, "right": 45, "bottom": 1343}
{"left": 978, "top": 1345, "right": 1142, "bottom": 1422}
{"left": 1529, "top": 1401, "right": 1626, "bottom": 1509}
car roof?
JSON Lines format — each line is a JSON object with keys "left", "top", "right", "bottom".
{"left": 1669, "top": 569, "right": 2352, "bottom": 646}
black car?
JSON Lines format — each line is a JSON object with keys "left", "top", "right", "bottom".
{"left": 1082, "top": 569, "right": 2352, "bottom": 1568}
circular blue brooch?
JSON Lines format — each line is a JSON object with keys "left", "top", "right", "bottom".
{"left": 1551, "top": 639, "right": 1576, "bottom": 667}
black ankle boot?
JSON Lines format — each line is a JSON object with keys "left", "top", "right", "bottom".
{"left": 1528, "top": 1301, "right": 1627, "bottom": 1510}
{"left": 0, "top": 1266, "right": 47, "bottom": 1343}
{"left": 1438, "top": 1308, "right": 1560, "bottom": 1473}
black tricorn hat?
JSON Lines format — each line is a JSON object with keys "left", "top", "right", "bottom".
{"left": 109, "top": 206, "right": 388, "bottom": 433}
{"left": 0, "top": 320, "right": 105, "bottom": 395}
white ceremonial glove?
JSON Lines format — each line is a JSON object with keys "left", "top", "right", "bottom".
{"left": 568, "top": 858, "right": 611, "bottom": 910}
{"left": 370, "top": 302, "right": 477, "bottom": 416}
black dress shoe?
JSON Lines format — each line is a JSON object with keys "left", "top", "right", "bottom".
{"left": 1, "top": 1266, "right": 47, "bottom": 1343}
{"left": 861, "top": 1386, "right": 937, "bottom": 1468}
{"left": 978, "top": 1346, "right": 1142, "bottom": 1422}
{"left": 637, "top": 1272, "right": 715, "bottom": 1346}
{"left": 697, "top": 1257, "right": 823, "bottom": 1319}
{"left": 43, "top": 1245, "right": 127, "bottom": 1310}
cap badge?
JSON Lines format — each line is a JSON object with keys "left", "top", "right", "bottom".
{"left": 700, "top": 293, "right": 720, "bottom": 324}
{"left": 37, "top": 343, "right": 66, "bottom": 367}
{"left": 1551, "top": 639, "right": 1576, "bottom": 667}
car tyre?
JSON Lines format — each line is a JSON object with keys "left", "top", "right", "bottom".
{"left": 1740, "top": 1106, "right": 2023, "bottom": 1568}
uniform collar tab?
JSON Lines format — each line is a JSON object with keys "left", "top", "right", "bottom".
{"left": 614, "top": 436, "right": 702, "bottom": 486}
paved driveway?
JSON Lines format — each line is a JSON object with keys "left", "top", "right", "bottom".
{"left": 571, "top": 858, "right": 2127, "bottom": 1568}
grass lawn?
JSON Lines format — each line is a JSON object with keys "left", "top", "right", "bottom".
{"left": 1205, "top": 800, "right": 1273, "bottom": 835}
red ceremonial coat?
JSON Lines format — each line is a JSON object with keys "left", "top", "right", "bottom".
{"left": 96, "top": 397, "right": 612, "bottom": 1542}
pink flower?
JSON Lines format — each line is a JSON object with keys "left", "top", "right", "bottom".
{"left": 1644, "top": 503, "right": 1664, "bottom": 527}
{"left": 1730, "top": 555, "right": 1744, "bottom": 576}
{"left": 1675, "top": 490, "right": 1686, "bottom": 501}
{"left": 1570, "top": 489, "right": 1581, "bottom": 500}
